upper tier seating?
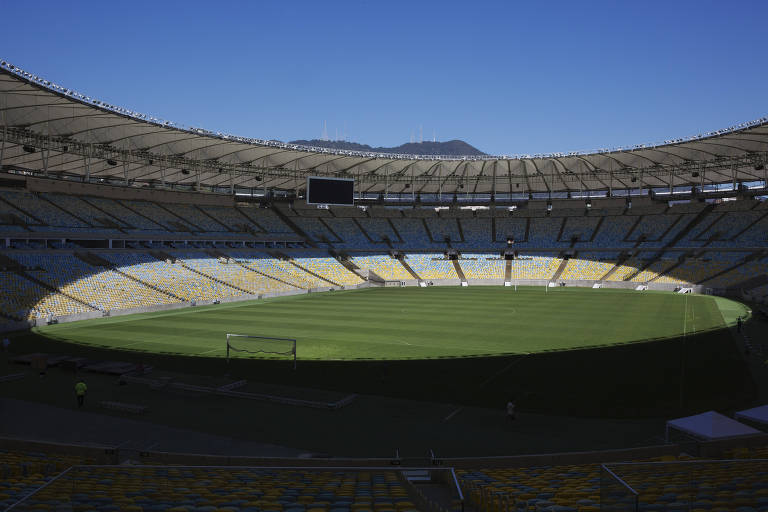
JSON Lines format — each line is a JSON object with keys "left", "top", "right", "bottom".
{"left": 120, "top": 200, "right": 196, "bottom": 231}
{"left": 356, "top": 218, "right": 400, "bottom": 242}
{"left": 627, "top": 214, "right": 680, "bottom": 241}
{"left": 560, "top": 216, "right": 601, "bottom": 242}
{"left": 390, "top": 219, "right": 435, "bottom": 248}
{"left": 162, "top": 204, "right": 230, "bottom": 232}
{"left": 202, "top": 205, "right": 264, "bottom": 232}
{"left": 323, "top": 218, "right": 371, "bottom": 248}
{"left": 293, "top": 217, "right": 341, "bottom": 243}
{"left": 83, "top": 197, "right": 168, "bottom": 231}
{"left": 589, "top": 216, "right": 637, "bottom": 247}
{"left": 41, "top": 193, "right": 129, "bottom": 228}
{"left": 494, "top": 217, "right": 527, "bottom": 243}
{"left": 526, "top": 218, "right": 568, "bottom": 247}
{"left": 0, "top": 189, "right": 88, "bottom": 228}
{"left": 425, "top": 218, "right": 462, "bottom": 242}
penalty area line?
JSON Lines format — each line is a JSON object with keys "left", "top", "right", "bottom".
{"left": 113, "top": 340, "right": 151, "bottom": 349}
{"left": 198, "top": 347, "right": 225, "bottom": 355}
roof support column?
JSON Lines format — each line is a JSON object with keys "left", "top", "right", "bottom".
{"left": 84, "top": 144, "right": 91, "bottom": 182}
{"left": 123, "top": 161, "right": 128, "bottom": 185}
{"left": 40, "top": 138, "right": 49, "bottom": 177}
{"left": 0, "top": 124, "right": 6, "bottom": 168}
{"left": 438, "top": 164, "right": 442, "bottom": 202}
{"left": 160, "top": 166, "right": 166, "bottom": 188}
{"left": 230, "top": 171, "right": 235, "bottom": 195}
{"left": 492, "top": 161, "right": 497, "bottom": 199}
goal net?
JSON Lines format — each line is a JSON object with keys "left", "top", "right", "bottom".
{"left": 226, "top": 333, "right": 297, "bottom": 369}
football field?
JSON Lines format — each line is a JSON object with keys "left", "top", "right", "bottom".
{"left": 34, "top": 286, "right": 749, "bottom": 360}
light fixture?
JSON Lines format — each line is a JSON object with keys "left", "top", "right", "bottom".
{"left": 22, "top": 145, "right": 36, "bottom": 153}
{"left": 106, "top": 159, "right": 117, "bottom": 166}
{"left": 585, "top": 199, "right": 592, "bottom": 209}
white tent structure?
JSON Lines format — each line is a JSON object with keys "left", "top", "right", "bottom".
{"left": 735, "top": 405, "right": 768, "bottom": 428}
{"left": 665, "top": 411, "right": 760, "bottom": 442}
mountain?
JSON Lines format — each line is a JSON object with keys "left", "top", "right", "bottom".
{"left": 287, "top": 139, "right": 487, "bottom": 157}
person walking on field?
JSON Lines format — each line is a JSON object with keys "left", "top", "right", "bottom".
{"left": 74, "top": 379, "right": 87, "bottom": 408}
{"left": 506, "top": 398, "right": 516, "bottom": 421}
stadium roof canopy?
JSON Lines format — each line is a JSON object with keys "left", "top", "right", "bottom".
{"left": 1, "top": 61, "right": 767, "bottom": 197}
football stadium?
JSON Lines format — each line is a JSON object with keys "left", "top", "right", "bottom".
{"left": 2, "top": 4, "right": 768, "bottom": 511}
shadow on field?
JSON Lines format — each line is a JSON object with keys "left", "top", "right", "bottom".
{"left": 8, "top": 322, "right": 756, "bottom": 420}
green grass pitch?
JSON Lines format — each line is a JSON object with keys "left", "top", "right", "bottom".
{"left": 34, "top": 287, "right": 749, "bottom": 360}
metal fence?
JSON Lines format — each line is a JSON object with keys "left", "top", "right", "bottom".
{"left": 5, "top": 465, "right": 464, "bottom": 512}
{"left": 601, "top": 459, "right": 768, "bottom": 511}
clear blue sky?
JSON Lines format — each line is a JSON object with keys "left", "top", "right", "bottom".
{"left": 3, "top": 1, "right": 766, "bottom": 155}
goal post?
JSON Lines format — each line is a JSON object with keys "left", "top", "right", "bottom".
{"left": 226, "top": 333, "right": 297, "bottom": 370}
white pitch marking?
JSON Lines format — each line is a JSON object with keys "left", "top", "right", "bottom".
{"left": 114, "top": 340, "right": 150, "bottom": 349}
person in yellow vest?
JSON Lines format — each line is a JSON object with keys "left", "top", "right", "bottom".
{"left": 74, "top": 380, "right": 87, "bottom": 408}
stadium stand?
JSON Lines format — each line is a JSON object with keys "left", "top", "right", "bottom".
{"left": 0, "top": 450, "right": 97, "bottom": 511}
{"left": 605, "top": 257, "right": 645, "bottom": 282}
{"left": 351, "top": 254, "right": 413, "bottom": 281}
{"left": 425, "top": 218, "right": 462, "bottom": 243}
{"left": 324, "top": 218, "right": 371, "bottom": 248}
{"left": 162, "top": 204, "right": 230, "bottom": 233}
{"left": 589, "top": 216, "right": 637, "bottom": 247}
{"left": 494, "top": 217, "right": 527, "bottom": 243}
{"left": 0, "top": 190, "right": 88, "bottom": 229}
{"left": 97, "top": 252, "right": 244, "bottom": 302}
{"left": 6, "top": 465, "right": 419, "bottom": 512}
{"left": 404, "top": 253, "right": 458, "bottom": 280}
{"left": 457, "top": 218, "right": 493, "bottom": 246}
{"left": 120, "top": 200, "right": 195, "bottom": 232}
{"left": 227, "top": 251, "right": 325, "bottom": 289}
{"left": 390, "top": 219, "right": 435, "bottom": 249}
{"left": 8, "top": 253, "right": 175, "bottom": 312}
{"left": 356, "top": 218, "right": 400, "bottom": 243}
{"left": 291, "top": 254, "right": 364, "bottom": 286}
{"left": 560, "top": 216, "right": 601, "bottom": 242}
{"left": 630, "top": 257, "right": 681, "bottom": 283}
{"left": 458, "top": 254, "right": 506, "bottom": 279}
{"left": 559, "top": 254, "right": 617, "bottom": 281}
{"left": 509, "top": 256, "right": 563, "bottom": 280}
{"left": 527, "top": 218, "right": 568, "bottom": 248}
